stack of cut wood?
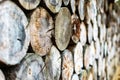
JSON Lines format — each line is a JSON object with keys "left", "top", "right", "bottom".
{"left": 0, "top": 0, "right": 119, "bottom": 80}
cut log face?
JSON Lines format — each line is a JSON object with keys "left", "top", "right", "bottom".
{"left": 70, "top": 0, "right": 76, "bottom": 13}
{"left": 19, "top": 0, "right": 41, "bottom": 10}
{"left": 29, "top": 7, "right": 53, "bottom": 56}
{"left": 44, "top": 0, "right": 62, "bottom": 13}
{"left": 62, "top": 49, "right": 74, "bottom": 80}
{"left": 79, "top": 70, "right": 88, "bottom": 80}
{"left": 16, "top": 53, "right": 45, "bottom": 80}
{"left": 0, "top": 70, "right": 5, "bottom": 80}
{"left": 55, "top": 7, "right": 71, "bottom": 51}
{"left": 0, "top": 0, "right": 29, "bottom": 65}
{"left": 71, "top": 74, "right": 79, "bottom": 80}
{"left": 45, "top": 45, "right": 61, "bottom": 80}
{"left": 63, "top": 0, "right": 69, "bottom": 6}
{"left": 74, "top": 42, "right": 83, "bottom": 74}
{"left": 78, "top": 0, "right": 85, "bottom": 20}
{"left": 71, "top": 14, "right": 80, "bottom": 43}
{"left": 80, "top": 22, "right": 87, "bottom": 45}
{"left": 87, "top": 22, "right": 93, "bottom": 44}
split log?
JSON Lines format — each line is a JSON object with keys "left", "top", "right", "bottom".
{"left": 87, "top": 21, "right": 93, "bottom": 44}
{"left": 55, "top": 7, "right": 72, "bottom": 51}
{"left": 44, "top": 45, "right": 61, "bottom": 80}
{"left": 74, "top": 42, "right": 83, "bottom": 74}
{"left": 71, "top": 14, "right": 80, "bottom": 43}
{"left": 100, "top": 24, "right": 106, "bottom": 42}
{"left": 29, "top": 7, "right": 53, "bottom": 56}
{"left": 18, "top": 0, "right": 41, "bottom": 10}
{"left": 78, "top": 0, "right": 85, "bottom": 20}
{"left": 62, "top": 49, "right": 74, "bottom": 80}
{"left": 0, "top": 0, "right": 29, "bottom": 65}
{"left": 80, "top": 22, "right": 87, "bottom": 45}
{"left": 94, "top": 39, "right": 100, "bottom": 59}
{"left": 93, "top": 60, "right": 97, "bottom": 80}
{"left": 4, "top": 53, "right": 45, "bottom": 80}
{"left": 79, "top": 70, "right": 88, "bottom": 80}
{"left": 71, "top": 74, "right": 79, "bottom": 80}
{"left": 0, "top": 70, "right": 5, "bottom": 80}
{"left": 63, "top": 0, "right": 69, "bottom": 6}
{"left": 44, "top": 0, "right": 62, "bottom": 13}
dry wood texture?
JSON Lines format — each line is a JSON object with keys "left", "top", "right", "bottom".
{"left": 19, "top": 0, "right": 41, "bottom": 10}
{"left": 0, "top": 0, "right": 29, "bottom": 65}
{"left": 0, "top": 0, "right": 119, "bottom": 80}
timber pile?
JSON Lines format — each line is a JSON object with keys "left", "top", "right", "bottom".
{"left": 0, "top": 0, "right": 119, "bottom": 80}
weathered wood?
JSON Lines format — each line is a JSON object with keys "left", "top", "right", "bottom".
{"left": 74, "top": 42, "right": 83, "bottom": 74}
{"left": 44, "top": 45, "right": 61, "bottom": 80}
{"left": 4, "top": 53, "right": 45, "bottom": 80}
{"left": 63, "top": 0, "right": 69, "bottom": 6}
{"left": 62, "top": 49, "right": 73, "bottom": 80}
{"left": 44, "top": 0, "right": 62, "bottom": 13}
{"left": 79, "top": 70, "right": 88, "bottom": 80}
{"left": 71, "top": 74, "right": 79, "bottom": 80}
{"left": 0, "top": 0, "right": 29, "bottom": 65}
{"left": 71, "top": 14, "right": 80, "bottom": 43}
{"left": 93, "top": 19, "right": 98, "bottom": 41}
{"left": 55, "top": 7, "right": 72, "bottom": 51}
{"left": 70, "top": 0, "right": 76, "bottom": 13}
{"left": 19, "top": 0, "right": 41, "bottom": 10}
{"left": 0, "top": 70, "right": 5, "bottom": 80}
{"left": 29, "top": 7, "right": 53, "bottom": 56}
{"left": 78, "top": 0, "right": 85, "bottom": 20}
{"left": 80, "top": 22, "right": 87, "bottom": 45}
{"left": 87, "top": 21, "right": 93, "bottom": 44}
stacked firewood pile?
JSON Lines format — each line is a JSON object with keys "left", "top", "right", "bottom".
{"left": 0, "top": 0, "right": 119, "bottom": 80}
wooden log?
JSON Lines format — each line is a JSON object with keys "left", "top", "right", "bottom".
{"left": 93, "top": 19, "right": 98, "bottom": 41}
{"left": 78, "top": 0, "right": 85, "bottom": 20}
{"left": 44, "top": 45, "right": 61, "bottom": 80}
{"left": 0, "top": 0, "right": 29, "bottom": 65}
{"left": 100, "top": 24, "right": 106, "bottom": 42}
{"left": 80, "top": 22, "right": 87, "bottom": 45}
{"left": 74, "top": 42, "right": 83, "bottom": 74}
{"left": 29, "top": 7, "right": 53, "bottom": 56}
{"left": 87, "top": 21, "right": 93, "bottom": 44}
{"left": 44, "top": 0, "right": 62, "bottom": 13}
{"left": 0, "top": 70, "right": 5, "bottom": 80}
{"left": 62, "top": 49, "right": 74, "bottom": 80}
{"left": 55, "top": 7, "right": 72, "bottom": 51}
{"left": 79, "top": 70, "right": 88, "bottom": 80}
{"left": 63, "top": 0, "right": 69, "bottom": 6}
{"left": 71, "top": 14, "right": 80, "bottom": 43}
{"left": 84, "top": 42, "right": 95, "bottom": 69}
{"left": 71, "top": 74, "right": 79, "bottom": 80}
{"left": 4, "top": 53, "right": 45, "bottom": 80}
{"left": 70, "top": 0, "right": 76, "bottom": 13}
{"left": 94, "top": 38, "right": 100, "bottom": 59}
{"left": 18, "top": 0, "right": 41, "bottom": 10}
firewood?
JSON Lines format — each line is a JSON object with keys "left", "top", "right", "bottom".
{"left": 70, "top": 0, "right": 76, "bottom": 13}
{"left": 80, "top": 22, "right": 87, "bottom": 45}
{"left": 0, "top": 70, "right": 5, "bottom": 80}
{"left": 93, "top": 19, "right": 98, "bottom": 41}
{"left": 100, "top": 24, "right": 106, "bottom": 42}
{"left": 0, "top": 0, "right": 29, "bottom": 65}
{"left": 63, "top": 0, "right": 69, "bottom": 6}
{"left": 87, "top": 21, "right": 93, "bottom": 44}
{"left": 44, "top": 0, "right": 62, "bottom": 13}
{"left": 78, "top": 0, "right": 85, "bottom": 20}
{"left": 74, "top": 42, "right": 83, "bottom": 74}
{"left": 62, "top": 49, "right": 73, "bottom": 80}
{"left": 44, "top": 45, "right": 61, "bottom": 80}
{"left": 94, "top": 39, "right": 100, "bottom": 59}
{"left": 71, "top": 14, "right": 80, "bottom": 43}
{"left": 18, "top": 0, "right": 41, "bottom": 10}
{"left": 71, "top": 74, "right": 79, "bottom": 80}
{"left": 79, "top": 70, "right": 88, "bottom": 80}
{"left": 55, "top": 7, "right": 72, "bottom": 51}
{"left": 29, "top": 7, "right": 53, "bottom": 56}
{"left": 4, "top": 53, "right": 45, "bottom": 80}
